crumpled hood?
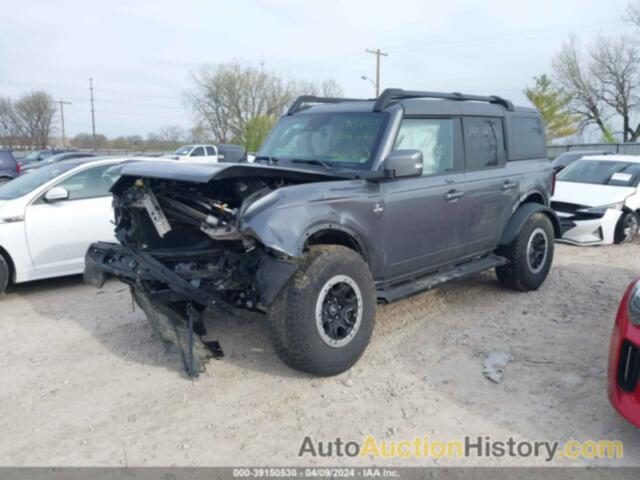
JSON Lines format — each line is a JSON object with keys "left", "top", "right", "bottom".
{"left": 553, "top": 181, "right": 636, "bottom": 207}
{"left": 115, "top": 160, "right": 344, "bottom": 185}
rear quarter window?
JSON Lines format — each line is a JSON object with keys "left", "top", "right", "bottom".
{"left": 510, "top": 116, "right": 546, "bottom": 160}
{"left": 462, "top": 117, "right": 506, "bottom": 171}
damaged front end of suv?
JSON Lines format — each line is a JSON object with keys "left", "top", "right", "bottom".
{"left": 85, "top": 161, "right": 350, "bottom": 377}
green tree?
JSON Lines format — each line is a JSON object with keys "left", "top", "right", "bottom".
{"left": 524, "top": 74, "right": 580, "bottom": 142}
{"left": 238, "top": 115, "right": 277, "bottom": 151}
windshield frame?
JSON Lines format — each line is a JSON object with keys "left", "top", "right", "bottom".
{"left": 257, "top": 111, "right": 390, "bottom": 171}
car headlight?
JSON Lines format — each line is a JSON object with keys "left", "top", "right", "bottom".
{"left": 577, "top": 202, "right": 625, "bottom": 216}
{"left": 630, "top": 281, "right": 640, "bottom": 326}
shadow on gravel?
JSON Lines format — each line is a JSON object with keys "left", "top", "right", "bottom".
{"left": 6, "top": 274, "right": 86, "bottom": 295}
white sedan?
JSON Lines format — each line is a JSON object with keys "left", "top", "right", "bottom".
{"left": 551, "top": 155, "right": 640, "bottom": 245}
{"left": 0, "top": 157, "right": 161, "bottom": 294}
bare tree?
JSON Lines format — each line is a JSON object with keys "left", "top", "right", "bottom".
{"left": 185, "top": 61, "right": 343, "bottom": 143}
{"left": 0, "top": 98, "right": 24, "bottom": 147}
{"left": 13, "top": 91, "right": 57, "bottom": 148}
{"left": 553, "top": 37, "right": 614, "bottom": 140}
{"left": 590, "top": 35, "right": 640, "bottom": 141}
{"left": 72, "top": 132, "right": 107, "bottom": 149}
{"left": 158, "top": 125, "right": 186, "bottom": 145}
{"left": 627, "top": 1, "right": 640, "bottom": 27}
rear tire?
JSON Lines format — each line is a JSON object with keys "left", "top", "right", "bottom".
{"left": 0, "top": 177, "right": 10, "bottom": 187}
{"left": 614, "top": 211, "right": 639, "bottom": 244}
{"left": 496, "top": 212, "right": 555, "bottom": 292}
{"left": 0, "top": 255, "right": 9, "bottom": 295}
{"left": 267, "top": 245, "right": 376, "bottom": 376}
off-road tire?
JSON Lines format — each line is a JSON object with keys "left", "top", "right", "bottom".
{"left": 496, "top": 212, "right": 554, "bottom": 292}
{"left": 0, "top": 177, "right": 10, "bottom": 187}
{"left": 267, "top": 245, "right": 376, "bottom": 376}
{"left": 0, "top": 254, "right": 9, "bottom": 295}
{"left": 614, "top": 211, "right": 639, "bottom": 244}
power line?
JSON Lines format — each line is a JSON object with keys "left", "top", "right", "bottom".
{"left": 89, "top": 78, "right": 96, "bottom": 151}
{"left": 55, "top": 100, "right": 72, "bottom": 147}
{"left": 365, "top": 49, "right": 388, "bottom": 97}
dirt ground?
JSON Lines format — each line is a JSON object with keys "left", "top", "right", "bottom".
{"left": 1, "top": 243, "right": 639, "bottom": 467}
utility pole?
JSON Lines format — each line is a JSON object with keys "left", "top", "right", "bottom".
{"left": 89, "top": 77, "right": 96, "bottom": 151}
{"left": 365, "top": 48, "right": 388, "bottom": 97}
{"left": 56, "top": 100, "right": 72, "bottom": 147}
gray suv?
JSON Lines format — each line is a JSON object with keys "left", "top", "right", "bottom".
{"left": 85, "top": 89, "right": 560, "bottom": 377}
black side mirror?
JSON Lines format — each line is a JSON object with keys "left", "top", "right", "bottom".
{"left": 384, "top": 150, "right": 423, "bottom": 178}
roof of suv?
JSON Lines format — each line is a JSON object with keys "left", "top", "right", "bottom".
{"left": 288, "top": 89, "right": 538, "bottom": 117}
{"left": 300, "top": 99, "right": 537, "bottom": 117}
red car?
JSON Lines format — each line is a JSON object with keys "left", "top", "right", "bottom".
{"left": 608, "top": 278, "right": 640, "bottom": 427}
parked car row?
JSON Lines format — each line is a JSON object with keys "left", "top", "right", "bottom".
{"left": 0, "top": 149, "right": 20, "bottom": 186}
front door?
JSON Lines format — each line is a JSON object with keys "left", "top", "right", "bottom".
{"left": 382, "top": 117, "right": 467, "bottom": 280}
{"left": 25, "top": 164, "right": 118, "bottom": 277}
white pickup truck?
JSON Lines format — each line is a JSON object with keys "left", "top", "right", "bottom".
{"left": 167, "top": 144, "right": 219, "bottom": 163}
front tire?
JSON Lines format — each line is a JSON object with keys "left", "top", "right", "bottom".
{"left": 0, "top": 255, "right": 9, "bottom": 295}
{"left": 614, "top": 211, "right": 639, "bottom": 244}
{"left": 267, "top": 245, "right": 376, "bottom": 376}
{"left": 496, "top": 212, "right": 555, "bottom": 292}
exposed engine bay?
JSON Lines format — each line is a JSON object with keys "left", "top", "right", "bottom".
{"left": 85, "top": 170, "right": 323, "bottom": 377}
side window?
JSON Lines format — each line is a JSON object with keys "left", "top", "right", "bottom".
{"left": 190, "top": 147, "right": 205, "bottom": 157}
{"left": 205, "top": 146, "right": 216, "bottom": 156}
{"left": 511, "top": 116, "right": 546, "bottom": 160}
{"left": 55, "top": 165, "right": 118, "bottom": 200}
{"left": 394, "top": 118, "right": 454, "bottom": 176}
{"left": 463, "top": 117, "right": 505, "bottom": 170}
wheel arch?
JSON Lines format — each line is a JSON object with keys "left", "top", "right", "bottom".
{"left": 519, "top": 190, "right": 546, "bottom": 206}
{"left": 499, "top": 203, "right": 561, "bottom": 247}
{"left": 0, "top": 245, "right": 15, "bottom": 283}
{"left": 302, "top": 224, "right": 369, "bottom": 262}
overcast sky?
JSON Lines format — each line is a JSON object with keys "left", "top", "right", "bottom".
{"left": 1, "top": 0, "right": 636, "bottom": 138}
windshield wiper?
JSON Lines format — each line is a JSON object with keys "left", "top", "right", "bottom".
{"left": 254, "top": 155, "right": 280, "bottom": 165}
{"left": 291, "top": 159, "right": 334, "bottom": 171}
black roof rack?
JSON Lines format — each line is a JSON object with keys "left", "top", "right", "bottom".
{"left": 373, "top": 88, "right": 514, "bottom": 112}
{"left": 287, "top": 95, "right": 368, "bottom": 115}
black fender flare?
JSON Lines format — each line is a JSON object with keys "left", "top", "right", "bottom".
{"left": 498, "top": 203, "right": 562, "bottom": 247}
{"left": 298, "top": 222, "right": 370, "bottom": 260}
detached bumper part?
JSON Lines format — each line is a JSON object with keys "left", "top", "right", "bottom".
{"left": 84, "top": 242, "right": 226, "bottom": 378}
{"left": 133, "top": 290, "right": 222, "bottom": 378}
{"left": 84, "top": 240, "right": 299, "bottom": 377}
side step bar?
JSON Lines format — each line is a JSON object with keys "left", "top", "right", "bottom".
{"left": 376, "top": 254, "right": 507, "bottom": 303}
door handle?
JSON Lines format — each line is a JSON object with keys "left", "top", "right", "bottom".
{"left": 501, "top": 181, "right": 517, "bottom": 191}
{"left": 444, "top": 190, "right": 465, "bottom": 201}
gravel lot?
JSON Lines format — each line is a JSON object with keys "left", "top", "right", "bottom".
{"left": 1, "top": 243, "right": 639, "bottom": 467}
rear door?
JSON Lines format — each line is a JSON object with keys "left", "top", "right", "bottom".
{"left": 382, "top": 117, "right": 467, "bottom": 280}
{"left": 24, "top": 164, "right": 118, "bottom": 277}
{"left": 460, "top": 116, "right": 517, "bottom": 254}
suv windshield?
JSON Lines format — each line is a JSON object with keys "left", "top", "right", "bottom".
{"left": 558, "top": 159, "right": 640, "bottom": 187}
{"left": 258, "top": 112, "right": 389, "bottom": 170}
{"left": 0, "top": 162, "right": 78, "bottom": 200}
